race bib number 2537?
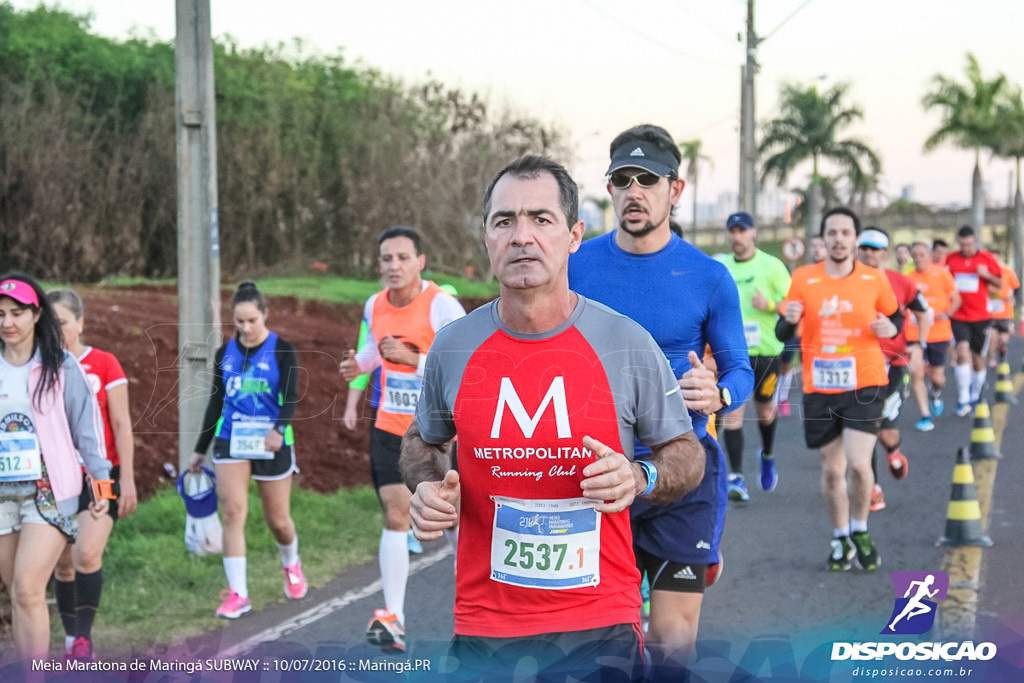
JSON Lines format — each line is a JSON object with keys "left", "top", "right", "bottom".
{"left": 490, "top": 496, "right": 601, "bottom": 591}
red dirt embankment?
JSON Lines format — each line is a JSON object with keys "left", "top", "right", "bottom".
{"left": 81, "top": 285, "right": 371, "bottom": 498}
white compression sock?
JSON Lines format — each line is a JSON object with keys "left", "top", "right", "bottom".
{"left": 379, "top": 529, "right": 408, "bottom": 624}
{"left": 954, "top": 364, "right": 971, "bottom": 404}
{"left": 776, "top": 370, "right": 793, "bottom": 402}
{"left": 223, "top": 556, "right": 248, "bottom": 599}
{"left": 277, "top": 536, "right": 300, "bottom": 568}
{"left": 970, "top": 369, "right": 987, "bottom": 402}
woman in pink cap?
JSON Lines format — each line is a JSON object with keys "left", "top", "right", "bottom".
{"left": 0, "top": 272, "right": 112, "bottom": 665}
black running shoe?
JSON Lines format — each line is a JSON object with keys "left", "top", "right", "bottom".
{"left": 828, "top": 536, "right": 855, "bottom": 571}
{"left": 851, "top": 530, "right": 880, "bottom": 570}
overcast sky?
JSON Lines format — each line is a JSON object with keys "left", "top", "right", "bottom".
{"left": 13, "top": 0, "right": 1024, "bottom": 210}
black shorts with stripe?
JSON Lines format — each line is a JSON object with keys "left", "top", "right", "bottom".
{"left": 211, "top": 437, "right": 298, "bottom": 481}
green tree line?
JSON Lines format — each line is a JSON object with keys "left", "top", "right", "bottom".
{"left": 0, "top": 4, "right": 569, "bottom": 280}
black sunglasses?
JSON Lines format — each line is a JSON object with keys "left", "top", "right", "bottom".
{"left": 608, "top": 171, "right": 664, "bottom": 189}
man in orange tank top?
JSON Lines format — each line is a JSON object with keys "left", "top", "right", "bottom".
{"left": 777, "top": 208, "right": 902, "bottom": 573}
{"left": 340, "top": 226, "right": 465, "bottom": 653}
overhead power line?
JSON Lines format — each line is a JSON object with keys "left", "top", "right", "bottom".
{"left": 580, "top": 0, "right": 738, "bottom": 68}
{"left": 761, "top": 0, "right": 814, "bottom": 42}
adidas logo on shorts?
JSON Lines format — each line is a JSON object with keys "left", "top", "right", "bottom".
{"left": 673, "top": 566, "right": 698, "bottom": 580}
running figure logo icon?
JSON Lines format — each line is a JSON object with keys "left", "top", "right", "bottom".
{"left": 881, "top": 571, "right": 949, "bottom": 635}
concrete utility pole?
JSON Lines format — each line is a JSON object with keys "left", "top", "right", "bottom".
{"left": 738, "top": 0, "right": 759, "bottom": 217}
{"left": 175, "top": 0, "right": 221, "bottom": 472}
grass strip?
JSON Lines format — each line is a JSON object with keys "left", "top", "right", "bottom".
{"left": 64, "top": 482, "right": 381, "bottom": 652}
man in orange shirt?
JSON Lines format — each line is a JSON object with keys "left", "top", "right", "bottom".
{"left": 340, "top": 226, "right": 466, "bottom": 652}
{"left": 987, "top": 255, "right": 1020, "bottom": 366}
{"left": 776, "top": 208, "right": 902, "bottom": 572}
{"left": 906, "top": 242, "right": 961, "bottom": 431}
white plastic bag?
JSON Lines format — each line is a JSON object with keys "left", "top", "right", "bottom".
{"left": 185, "top": 511, "right": 224, "bottom": 556}
{"left": 180, "top": 469, "right": 223, "bottom": 556}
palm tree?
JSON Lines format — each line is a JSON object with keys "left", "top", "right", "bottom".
{"left": 844, "top": 166, "right": 888, "bottom": 216}
{"left": 922, "top": 53, "right": 1007, "bottom": 233}
{"left": 677, "top": 139, "right": 713, "bottom": 243}
{"left": 992, "top": 86, "right": 1024, "bottom": 295}
{"left": 759, "top": 82, "right": 881, "bottom": 257}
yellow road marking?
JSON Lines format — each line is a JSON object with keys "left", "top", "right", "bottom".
{"left": 938, "top": 374, "right": 1016, "bottom": 638}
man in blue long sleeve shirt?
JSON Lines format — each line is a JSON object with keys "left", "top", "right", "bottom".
{"left": 569, "top": 124, "right": 753, "bottom": 671}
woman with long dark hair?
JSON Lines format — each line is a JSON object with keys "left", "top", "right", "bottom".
{"left": 0, "top": 272, "right": 111, "bottom": 663}
{"left": 189, "top": 281, "right": 305, "bottom": 619}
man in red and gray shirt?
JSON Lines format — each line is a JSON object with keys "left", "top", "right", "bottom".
{"left": 945, "top": 225, "right": 1001, "bottom": 416}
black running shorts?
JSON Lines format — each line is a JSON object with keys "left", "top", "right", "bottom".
{"left": 802, "top": 386, "right": 886, "bottom": 449}
{"left": 751, "top": 355, "right": 782, "bottom": 404}
{"left": 951, "top": 319, "right": 991, "bottom": 356}
{"left": 212, "top": 438, "right": 298, "bottom": 481}
{"left": 369, "top": 425, "right": 404, "bottom": 489}
{"left": 75, "top": 465, "right": 121, "bottom": 521}
{"left": 635, "top": 545, "right": 708, "bottom": 594}
{"left": 448, "top": 623, "right": 642, "bottom": 681}
{"left": 880, "top": 364, "right": 910, "bottom": 430}
{"left": 914, "top": 340, "right": 950, "bottom": 368}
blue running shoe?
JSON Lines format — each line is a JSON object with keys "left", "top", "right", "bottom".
{"left": 727, "top": 474, "right": 750, "bottom": 502}
{"left": 915, "top": 417, "right": 935, "bottom": 432}
{"left": 407, "top": 530, "right": 423, "bottom": 555}
{"left": 930, "top": 397, "right": 944, "bottom": 417}
{"left": 758, "top": 448, "right": 778, "bottom": 492}
{"left": 955, "top": 402, "right": 972, "bottom": 417}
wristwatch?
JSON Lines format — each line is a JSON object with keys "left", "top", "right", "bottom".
{"left": 637, "top": 460, "right": 658, "bottom": 497}
{"left": 717, "top": 385, "right": 732, "bottom": 409}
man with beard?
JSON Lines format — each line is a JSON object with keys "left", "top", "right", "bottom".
{"left": 568, "top": 124, "right": 752, "bottom": 670}
{"left": 720, "top": 211, "right": 791, "bottom": 501}
{"left": 777, "top": 208, "right": 902, "bottom": 572}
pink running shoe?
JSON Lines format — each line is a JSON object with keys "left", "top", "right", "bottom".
{"left": 70, "top": 636, "right": 94, "bottom": 662}
{"left": 216, "top": 589, "right": 252, "bottom": 619}
{"left": 778, "top": 399, "right": 791, "bottom": 417}
{"left": 283, "top": 562, "right": 308, "bottom": 600}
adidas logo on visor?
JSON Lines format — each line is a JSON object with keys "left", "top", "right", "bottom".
{"left": 629, "top": 147, "right": 645, "bottom": 157}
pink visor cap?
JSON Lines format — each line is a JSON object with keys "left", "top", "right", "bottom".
{"left": 0, "top": 279, "right": 40, "bottom": 307}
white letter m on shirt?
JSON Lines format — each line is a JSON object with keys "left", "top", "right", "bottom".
{"left": 490, "top": 377, "right": 571, "bottom": 439}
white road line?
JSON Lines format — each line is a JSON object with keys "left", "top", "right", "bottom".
{"left": 218, "top": 547, "right": 453, "bottom": 659}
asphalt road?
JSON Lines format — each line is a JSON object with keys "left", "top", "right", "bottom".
{"left": 195, "top": 340, "right": 1024, "bottom": 682}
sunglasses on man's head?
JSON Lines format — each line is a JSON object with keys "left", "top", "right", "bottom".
{"left": 608, "top": 170, "right": 663, "bottom": 189}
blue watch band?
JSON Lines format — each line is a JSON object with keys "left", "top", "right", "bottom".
{"left": 638, "top": 460, "right": 658, "bottom": 497}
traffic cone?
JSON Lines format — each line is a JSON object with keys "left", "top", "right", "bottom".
{"left": 993, "top": 361, "right": 1017, "bottom": 404}
{"left": 968, "top": 400, "right": 1001, "bottom": 461}
{"left": 937, "top": 448, "right": 993, "bottom": 547}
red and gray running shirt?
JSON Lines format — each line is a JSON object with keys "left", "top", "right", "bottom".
{"left": 414, "top": 296, "right": 690, "bottom": 638}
